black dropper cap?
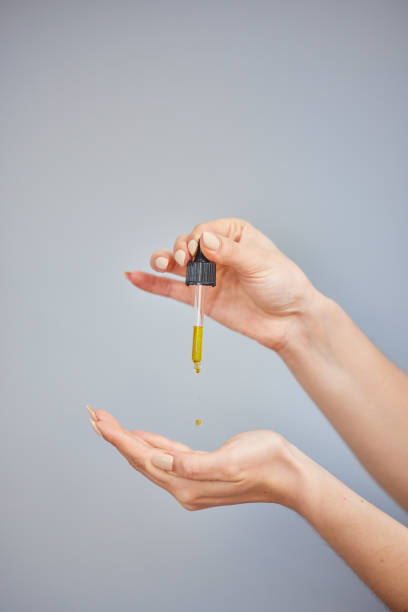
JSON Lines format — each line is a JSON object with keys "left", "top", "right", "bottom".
{"left": 185, "top": 240, "right": 216, "bottom": 286}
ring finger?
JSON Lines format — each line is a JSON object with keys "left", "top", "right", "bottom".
{"left": 150, "top": 249, "right": 185, "bottom": 277}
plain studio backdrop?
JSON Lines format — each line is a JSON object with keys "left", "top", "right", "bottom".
{"left": 1, "top": 1, "right": 407, "bottom": 611}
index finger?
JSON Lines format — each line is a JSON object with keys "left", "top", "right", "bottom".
{"left": 94, "top": 410, "right": 151, "bottom": 468}
{"left": 186, "top": 218, "right": 248, "bottom": 256}
{"left": 94, "top": 411, "right": 184, "bottom": 487}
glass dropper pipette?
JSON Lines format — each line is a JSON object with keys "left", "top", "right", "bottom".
{"left": 192, "top": 285, "right": 204, "bottom": 373}
{"left": 185, "top": 239, "right": 216, "bottom": 374}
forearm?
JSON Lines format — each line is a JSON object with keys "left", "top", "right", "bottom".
{"left": 279, "top": 290, "right": 408, "bottom": 508}
{"left": 290, "top": 448, "right": 408, "bottom": 611}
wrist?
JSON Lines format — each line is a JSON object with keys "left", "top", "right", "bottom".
{"left": 276, "top": 287, "right": 341, "bottom": 360}
{"left": 279, "top": 440, "right": 336, "bottom": 522}
{"left": 264, "top": 436, "right": 320, "bottom": 514}
{"left": 286, "top": 444, "right": 350, "bottom": 528}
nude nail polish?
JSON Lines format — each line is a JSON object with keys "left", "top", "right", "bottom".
{"left": 89, "top": 417, "right": 102, "bottom": 437}
{"left": 156, "top": 257, "right": 168, "bottom": 270}
{"left": 152, "top": 453, "right": 174, "bottom": 471}
{"left": 86, "top": 404, "right": 97, "bottom": 421}
{"left": 188, "top": 240, "right": 198, "bottom": 256}
{"left": 175, "top": 249, "right": 186, "bottom": 266}
{"left": 202, "top": 232, "right": 220, "bottom": 250}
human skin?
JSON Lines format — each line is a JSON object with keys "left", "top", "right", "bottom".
{"left": 88, "top": 407, "right": 408, "bottom": 611}
{"left": 126, "top": 217, "right": 408, "bottom": 510}
{"left": 88, "top": 218, "right": 408, "bottom": 610}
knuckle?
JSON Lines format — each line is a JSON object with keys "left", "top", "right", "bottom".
{"left": 235, "top": 217, "right": 249, "bottom": 230}
{"left": 192, "top": 223, "right": 206, "bottom": 238}
{"left": 269, "top": 432, "right": 287, "bottom": 460}
{"left": 184, "top": 503, "right": 202, "bottom": 512}
{"left": 178, "top": 494, "right": 201, "bottom": 512}
{"left": 222, "top": 463, "right": 238, "bottom": 480}
{"left": 139, "top": 455, "right": 148, "bottom": 470}
{"left": 107, "top": 429, "right": 122, "bottom": 446}
{"left": 220, "top": 239, "right": 233, "bottom": 258}
{"left": 157, "top": 276, "right": 172, "bottom": 293}
{"left": 174, "top": 234, "right": 187, "bottom": 247}
{"left": 166, "top": 279, "right": 180, "bottom": 300}
{"left": 275, "top": 433, "right": 288, "bottom": 454}
{"left": 272, "top": 432, "right": 285, "bottom": 448}
{"left": 181, "top": 503, "right": 195, "bottom": 512}
{"left": 176, "top": 487, "right": 193, "bottom": 506}
{"left": 181, "top": 458, "right": 197, "bottom": 479}
{"left": 128, "top": 453, "right": 145, "bottom": 470}
{"left": 127, "top": 457, "right": 140, "bottom": 471}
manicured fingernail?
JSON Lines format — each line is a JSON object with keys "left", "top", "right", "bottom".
{"left": 188, "top": 239, "right": 198, "bottom": 256}
{"left": 155, "top": 257, "right": 168, "bottom": 270}
{"left": 89, "top": 417, "right": 102, "bottom": 437}
{"left": 124, "top": 271, "right": 132, "bottom": 281}
{"left": 175, "top": 249, "right": 186, "bottom": 266}
{"left": 86, "top": 404, "right": 97, "bottom": 421}
{"left": 202, "top": 232, "right": 220, "bottom": 250}
{"left": 152, "top": 453, "right": 174, "bottom": 471}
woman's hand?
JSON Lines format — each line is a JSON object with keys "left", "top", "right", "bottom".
{"left": 87, "top": 406, "right": 303, "bottom": 511}
{"left": 88, "top": 405, "right": 408, "bottom": 610}
{"left": 125, "top": 218, "right": 318, "bottom": 352}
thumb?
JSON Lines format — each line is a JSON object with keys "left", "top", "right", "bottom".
{"left": 200, "top": 231, "right": 268, "bottom": 275}
{"left": 152, "top": 449, "right": 227, "bottom": 481}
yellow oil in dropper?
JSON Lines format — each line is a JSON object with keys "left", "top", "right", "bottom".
{"left": 192, "top": 325, "right": 203, "bottom": 373}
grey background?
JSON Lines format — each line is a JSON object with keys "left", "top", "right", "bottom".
{"left": 1, "top": 1, "right": 407, "bottom": 610}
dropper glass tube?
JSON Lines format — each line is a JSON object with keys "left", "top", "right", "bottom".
{"left": 192, "top": 285, "right": 205, "bottom": 373}
{"left": 185, "top": 238, "right": 215, "bottom": 373}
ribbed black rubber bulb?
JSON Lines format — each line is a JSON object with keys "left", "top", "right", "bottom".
{"left": 185, "top": 240, "right": 216, "bottom": 287}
